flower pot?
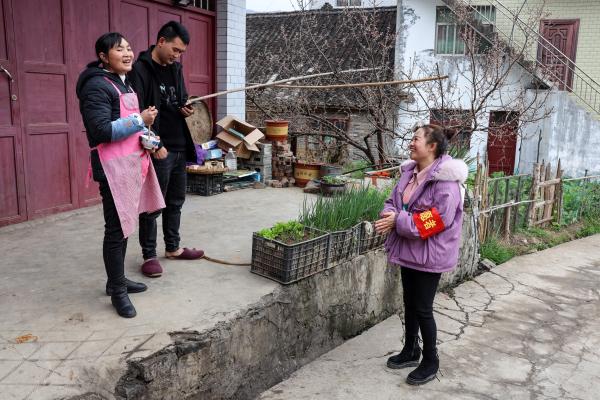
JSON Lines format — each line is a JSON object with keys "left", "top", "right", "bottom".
{"left": 251, "top": 227, "right": 330, "bottom": 284}
{"left": 294, "top": 161, "right": 321, "bottom": 187}
{"left": 320, "top": 181, "right": 346, "bottom": 196}
{"left": 265, "top": 120, "right": 289, "bottom": 142}
{"left": 319, "top": 164, "right": 343, "bottom": 178}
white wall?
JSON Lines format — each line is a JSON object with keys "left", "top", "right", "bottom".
{"left": 519, "top": 91, "right": 600, "bottom": 176}
{"left": 216, "top": 0, "right": 246, "bottom": 120}
{"left": 311, "top": 0, "right": 396, "bottom": 9}
{"left": 396, "top": 0, "right": 543, "bottom": 172}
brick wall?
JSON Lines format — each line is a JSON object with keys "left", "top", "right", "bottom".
{"left": 216, "top": 0, "right": 246, "bottom": 120}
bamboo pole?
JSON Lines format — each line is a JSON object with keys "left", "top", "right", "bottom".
{"left": 562, "top": 175, "right": 600, "bottom": 182}
{"left": 555, "top": 159, "right": 563, "bottom": 225}
{"left": 503, "top": 205, "right": 512, "bottom": 239}
{"left": 269, "top": 76, "right": 449, "bottom": 89}
{"left": 543, "top": 163, "right": 553, "bottom": 225}
{"left": 187, "top": 69, "right": 447, "bottom": 104}
{"left": 527, "top": 163, "right": 540, "bottom": 227}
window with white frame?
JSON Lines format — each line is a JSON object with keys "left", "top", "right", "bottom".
{"left": 336, "top": 0, "right": 362, "bottom": 6}
{"left": 191, "top": 0, "right": 214, "bottom": 11}
{"left": 435, "top": 6, "right": 496, "bottom": 55}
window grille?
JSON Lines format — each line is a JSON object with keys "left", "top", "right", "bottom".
{"left": 435, "top": 6, "right": 495, "bottom": 55}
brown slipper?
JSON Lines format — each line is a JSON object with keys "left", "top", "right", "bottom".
{"left": 166, "top": 247, "right": 205, "bottom": 260}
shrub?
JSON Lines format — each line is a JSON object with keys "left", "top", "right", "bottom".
{"left": 480, "top": 236, "right": 517, "bottom": 264}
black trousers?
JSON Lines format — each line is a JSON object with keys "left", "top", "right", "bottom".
{"left": 99, "top": 179, "right": 127, "bottom": 289}
{"left": 139, "top": 150, "right": 187, "bottom": 259}
{"left": 401, "top": 267, "right": 441, "bottom": 357}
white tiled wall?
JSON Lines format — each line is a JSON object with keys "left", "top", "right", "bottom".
{"left": 216, "top": 0, "right": 246, "bottom": 120}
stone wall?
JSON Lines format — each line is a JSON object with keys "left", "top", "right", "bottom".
{"left": 106, "top": 214, "right": 478, "bottom": 400}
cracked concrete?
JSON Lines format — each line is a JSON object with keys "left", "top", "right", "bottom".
{"left": 0, "top": 185, "right": 480, "bottom": 400}
{"left": 258, "top": 234, "right": 600, "bottom": 400}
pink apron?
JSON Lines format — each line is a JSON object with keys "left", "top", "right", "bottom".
{"left": 96, "top": 78, "right": 165, "bottom": 238}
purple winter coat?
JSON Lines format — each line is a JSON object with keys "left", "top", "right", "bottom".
{"left": 382, "top": 155, "right": 468, "bottom": 273}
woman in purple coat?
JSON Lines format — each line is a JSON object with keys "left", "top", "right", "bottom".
{"left": 375, "top": 124, "right": 468, "bottom": 385}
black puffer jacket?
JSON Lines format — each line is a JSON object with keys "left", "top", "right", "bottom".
{"left": 76, "top": 61, "right": 137, "bottom": 181}
{"left": 128, "top": 47, "right": 196, "bottom": 162}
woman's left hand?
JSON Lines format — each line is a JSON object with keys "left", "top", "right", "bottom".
{"left": 375, "top": 211, "right": 396, "bottom": 234}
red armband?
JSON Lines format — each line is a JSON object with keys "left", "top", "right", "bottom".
{"left": 412, "top": 207, "right": 445, "bottom": 239}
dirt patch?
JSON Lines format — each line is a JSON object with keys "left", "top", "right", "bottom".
{"left": 508, "top": 222, "right": 584, "bottom": 255}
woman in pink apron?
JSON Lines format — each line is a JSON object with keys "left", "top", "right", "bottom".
{"left": 76, "top": 33, "right": 165, "bottom": 318}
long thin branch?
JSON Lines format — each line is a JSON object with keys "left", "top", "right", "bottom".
{"left": 269, "top": 76, "right": 447, "bottom": 90}
{"left": 188, "top": 67, "right": 380, "bottom": 104}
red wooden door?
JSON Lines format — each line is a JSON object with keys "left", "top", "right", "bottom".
{"left": 0, "top": 0, "right": 215, "bottom": 226}
{"left": 117, "top": 0, "right": 215, "bottom": 110}
{"left": 487, "top": 111, "right": 518, "bottom": 176}
{"left": 538, "top": 19, "right": 579, "bottom": 91}
{"left": 0, "top": 0, "right": 26, "bottom": 225}
{"left": 67, "top": 0, "right": 111, "bottom": 207}
{"left": 14, "top": 0, "right": 77, "bottom": 220}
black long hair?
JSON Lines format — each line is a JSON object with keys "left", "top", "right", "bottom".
{"left": 413, "top": 124, "right": 453, "bottom": 158}
{"left": 93, "top": 32, "right": 126, "bottom": 67}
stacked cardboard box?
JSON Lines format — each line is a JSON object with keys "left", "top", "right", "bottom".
{"left": 215, "top": 116, "right": 264, "bottom": 159}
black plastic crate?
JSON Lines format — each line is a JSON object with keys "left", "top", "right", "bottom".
{"left": 251, "top": 227, "right": 330, "bottom": 284}
{"left": 359, "top": 222, "right": 388, "bottom": 254}
{"left": 328, "top": 223, "right": 361, "bottom": 265}
{"left": 186, "top": 172, "right": 224, "bottom": 196}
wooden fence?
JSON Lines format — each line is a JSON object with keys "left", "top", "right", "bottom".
{"left": 472, "top": 160, "right": 597, "bottom": 242}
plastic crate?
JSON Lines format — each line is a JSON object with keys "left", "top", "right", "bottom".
{"left": 186, "top": 172, "right": 224, "bottom": 196}
{"left": 251, "top": 227, "right": 330, "bottom": 284}
{"left": 358, "top": 222, "right": 388, "bottom": 254}
{"left": 328, "top": 223, "right": 361, "bottom": 266}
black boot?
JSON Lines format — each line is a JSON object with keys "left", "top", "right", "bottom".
{"left": 406, "top": 349, "right": 439, "bottom": 385}
{"left": 110, "top": 287, "right": 137, "bottom": 318}
{"left": 106, "top": 278, "right": 147, "bottom": 296}
{"left": 387, "top": 336, "right": 421, "bottom": 369}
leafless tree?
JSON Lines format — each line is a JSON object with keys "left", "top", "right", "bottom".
{"left": 247, "top": 1, "right": 553, "bottom": 169}
{"left": 246, "top": 1, "right": 405, "bottom": 166}
{"left": 401, "top": 1, "right": 554, "bottom": 161}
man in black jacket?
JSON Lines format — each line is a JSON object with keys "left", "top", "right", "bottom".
{"left": 129, "top": 21, "right": 204, "bottom": 278}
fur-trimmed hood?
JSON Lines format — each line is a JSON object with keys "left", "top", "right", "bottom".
{"left": 400, "top": 155, "right": 469, "bottom": 183}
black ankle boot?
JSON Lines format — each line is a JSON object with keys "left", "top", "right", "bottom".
{"left": 110, "top": 288, "right": 137, "bottom": 318}
{"left": 387, "top": 336, "right": 421, "bottom": 369}
{"left": 106, "top": 278, "right": 148, "bottom": 296}
{"left": 406, "top": 350, "right": 439, "bottom": 385}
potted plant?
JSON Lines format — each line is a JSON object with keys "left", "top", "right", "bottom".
{"left": 251, "top": 221, "right": 330, "bottom": 284}
{"left": 320, "top": 175, "right": 346, "bottom": 196}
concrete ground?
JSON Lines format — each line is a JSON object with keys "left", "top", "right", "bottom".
{"left": 259, "top": 234, "right": 600, "bottom": 400}
{"left": 0, "top": 187, "right": 309, "bottom": 400}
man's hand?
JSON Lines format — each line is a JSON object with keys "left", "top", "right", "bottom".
{"left": 374, "top": 211, "right": 396, "bottom": 234}
{"left": 141, "top": 106, "right": 157, "bottom": 126}
{"left": 153, "top": 147, "right": 168, "bottom": 160}
{"left": 180, "top": 104, "right": 194, "bottom": 118}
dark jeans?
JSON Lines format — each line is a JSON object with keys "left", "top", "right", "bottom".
{"left": 99, "top": 180, "right": 127, "bottom": 289}
{"left": 401, "top": 267, "right": 441, "bottom": 357}
{"left": 139, "top": 150, "right": 187, "bottom": 259}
